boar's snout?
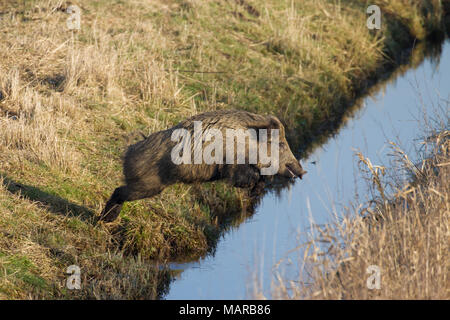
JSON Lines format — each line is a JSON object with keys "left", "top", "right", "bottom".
{"left": 285, "top": 161, "right": 307, "bottom": 179}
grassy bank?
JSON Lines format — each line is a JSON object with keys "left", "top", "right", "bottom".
{"left": 259, "top": 125, "right": 448, "bottom": 299}
{"left": 0, "top": 0, "right": 446, "bottom": 298}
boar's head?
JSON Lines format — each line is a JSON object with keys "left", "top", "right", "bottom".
{"left": 257, "top": 116, "right": 307, "bottom": 179}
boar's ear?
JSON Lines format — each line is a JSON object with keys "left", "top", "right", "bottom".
{"left": 267, "top": 116, "right": 284, "bottom": 139}
{"left": 267, "top": 115, "right": 282, "bottom": 130}
{"left": 247, "top": 115, "right": 284, "bottom": 141}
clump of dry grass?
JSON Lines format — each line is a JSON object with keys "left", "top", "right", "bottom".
{"left": 258, "top": 128, "right": 449, "bottom": 299}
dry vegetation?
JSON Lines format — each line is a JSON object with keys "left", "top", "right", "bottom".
{"left": 0, "top": 0, "right": 447, "bottom": 298}
{"left": 257, "top": 119, "right": 449, "bottom": 299}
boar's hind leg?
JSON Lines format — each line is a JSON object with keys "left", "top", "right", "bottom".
{"left": 99, "top": 186, "right": 129, "bottom": 222}
{"left": 229, "top": 165, "right": 261, "bottom": 189}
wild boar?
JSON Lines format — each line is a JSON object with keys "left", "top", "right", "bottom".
{"left": 100, "top": 110, "right": 306, "bottom": 222}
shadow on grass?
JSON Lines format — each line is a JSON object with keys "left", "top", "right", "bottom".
{"left": 0, "top": 174, "right": 96, "bottom": 223}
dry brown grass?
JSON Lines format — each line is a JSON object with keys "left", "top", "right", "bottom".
{"left": 256, "top": 127, "right": 449, "bottom": 299}
{"left": 0, "top": 69, "right": 81, "bottom": 173}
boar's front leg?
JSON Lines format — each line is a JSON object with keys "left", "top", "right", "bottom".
{"left": 250, "top": 179, "right": 266, "bottom": 197}
{"left": 228, "top": 165, "right": 261, "bottom": 189}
